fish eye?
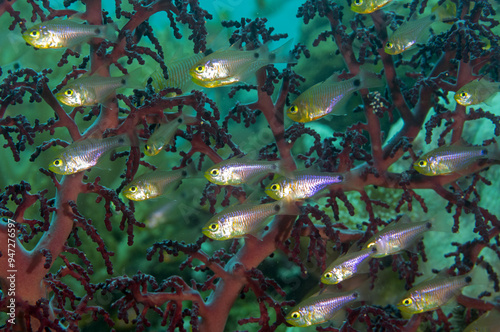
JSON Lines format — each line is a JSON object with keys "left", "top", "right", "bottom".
{"left": 418, "top": 160, "right": 427, "bottom": 167}
{"left": 270, "top": 184, "right": 280, "bottom": 191}
{"left": 209, "top": 223, "right": 219, "bottom": 231}
{"left": 30, "top": 30, "right": 39, "bottom": 37}
{"left": 402, "top": 298, "right": 412, "bottom": 306}
{"left": 195, "top": 65, "right": 205, "bottom": 73}
{"left": 129, "top": 186, "right": 138, "bottom": 193}
{"left": 354, "top": 0, "right": 363, "bottom": 5}
{"left": 386, "top": 42, "right": 393, "bottom": 49}
{"left": 53, "top": 158, "right": 62, "bottom": 166}
{"left": 459, "top": 92, "right": 468, "bottom": 98}
{"left": 64, "top": 89, "right": 74, "bottom": 96}
{"left": 324, "top": 272, "right": 333, "bottom": 279}
{"left": 210, "top": 169, "right": 220, "bottom": 176}
{"left": 144, "top": 144, "right": 150, "bottom": 150}
{"left": 288, "top": 105, "right": 298, "bottom": 114}
{"left": 290, "top": 311, "right": 301, "bottom": 319}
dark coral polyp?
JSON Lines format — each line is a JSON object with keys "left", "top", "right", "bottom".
{"left": 0, "top": 0, "right": 499, "bottom": 331}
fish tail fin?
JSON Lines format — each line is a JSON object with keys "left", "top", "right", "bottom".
{"left": 180, "top": 114, "right": 199, "bottom": 126}
{"left": 181, "top": 162, "right": 199, "bottom": 178}
{"left": 276, "top": 197, "right": 302, "bottom": 216}
{"left": 358, "top": 67, "right": 384, "bottom": 90}
{"left": 268, "top": 39, "right": 297, "bottom": 64}
{"left": 432, "top": 0, "right": 457, "bottom": 22}
{"left": 485, "top": 140, "right": 500, "bottom": 161}
{"left": 99, "top": 22, "right": 119, "bottom": 43}
{"left": 123, "top": 68, "right": 147, "bottom": 90}
{"left": 426, "top": 217, "right": 452, "bottom": 233}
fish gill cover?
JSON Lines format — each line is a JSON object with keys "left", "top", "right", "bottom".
{"left": 0, "top": 0, "right": 499, "bottom": 331}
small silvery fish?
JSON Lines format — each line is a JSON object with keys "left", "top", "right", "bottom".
{"left": 321, "top": 247, "right": 376, "bottom": 285}
{"left": 122, "top": 167, "right": 195, "bottom": 201}
{"left": 351, "top": 0, "right": 393, "bottom": 14}
{"left": 189, "top": 39, "right": 296, "bottom": 88}
{"left": 150, "top": 53, "right": 206, "bottom": 95}
{"left": 144, "top": 114, "right": 197, "bottom": 156}
{"left": 285, "top": 291, "right": 360, "bottom": 327}
{"left": 204, "top": 156, "right": 284, "bottom": 185}
{"left": 287, "top": 69, "right": 383, "bottom": 122}
{"left": 23, "top": 17, "right": 117, "bottom": 50}
{"left": 363, "top": 216, "right": 441, "bottom": 257}
{"left": 49, "top": 134, "right": 129, "bottom": 175}
{"left": 397, "top": 272, "right": 473, "bottom": 315}
{"left": 56, "top": 70, "right": 141, "bottom": 107}
{"left": 202, "top": 199, "right": 299, "bottom": 240}
{"left": 454, "top": 79, "right": 500, "bottom": 106}
{"left": 384, "top": 3, "right": 455, "bottom": 55}
{"left": 413, "top": 143, "right": 499, "bottom": 176}
{"left": 265, "top": 170, "right": 344, "bottom": 200}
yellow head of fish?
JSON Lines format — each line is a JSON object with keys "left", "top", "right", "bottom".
{"left": 144, "top": 142, "right": 163, "bottom": 157}
{"left": 321, "top": 268, "right": 343, "bottom": 285}
{"left": 286, "top": 102, "right": 314, "bottom": 123}
{"left": 204, "top": 165, "right": 241, "bottom": 185}
{"left": 56, "top": 85, "right": 86, "bottom": 107}
{"left": 189, "top": 59, "right": 236, "bottom": 88}
{"left": 454, "top": 89, "right": 474, "bottom": 106}
{"left": 265, "top": 179, "right": 287, "bottom": 200}
{"left": 201, "top": 220, "right": 233, "bottom": 240}
{"left": 396, "top": 294, "right": 423, "bottom": 315}
{"left": 123, "top": 181, "right": 159, "bottom": 201}
{"left": 413, "top": 156, "right": 433, "bottom": 176}
{"left": 285, "top": 307, "right": 314, "bottom": 327}
{"left": 23, "top": 24, "right": 57, "bottom": 49}
{"left": 48, "top": 155, "right": 73, "bottom": 175}
{"left": 351, "top": 0, "right": 392, "bottom": 14}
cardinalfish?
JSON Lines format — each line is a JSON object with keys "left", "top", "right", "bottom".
{"left": 49, "top": 134, "right": 130, "bottom": 175}
{"left": 454, "top": 79, "right": 500, "bottom": 106}
{"left": 149, "top": 53, "right": 206, "bottom": 95}
{"left": 385, "top": 2, "right": 455, "bottom": 55}
{"left": 413, "top": 142, "right": 500, "bottom": 176}
{"left": 363, "top": 216, "right": 444, "bottom": 257}
{"left": 287, "top": 69, "right": 383, "bottom": 122}
{"left": 189, "top": 39, "right": 296, "bottom": 88}
{"left": 397, "top": 270, "right": 475, "bottom": 315}
{"left": 144, "top": 114, "right": 197, "bottom": 156}
{"left": 285, "top": 290, "right": 361, "bottom": 327}
{"left": 122, "top": 166, "right": 196, "bottom": 201}
{"left": 321, "top": 247, "right": 376, "bottom": 285}
{"left": 202, "top": 199, "right": 300, "bottom": 241}
{"left": 351, "top": 0, "right": 393, "bottom": 14}
{"left": 56, "top": 70, "right": 142, "bottom": 107}
{"left": 265, "top": 170, "right": 344, "bottom": 200}
{"left": 204, "top": 155, "right": 285, "bottom": 185}
{"left": 23, "top": 16, "right": 117, "bottom": 50}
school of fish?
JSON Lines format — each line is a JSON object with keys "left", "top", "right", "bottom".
{"left": 21, "top": 2, "right": 498, "bottom": 328}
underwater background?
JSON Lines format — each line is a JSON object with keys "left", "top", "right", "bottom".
{"left": 1, "top": 0, "right": 500, "bottom": 331}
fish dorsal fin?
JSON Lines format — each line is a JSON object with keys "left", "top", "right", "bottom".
{"left": 395, "top": 214, "right": 412, "bottom": 224}
{"left": 323, "top": 72, "right": 342, "bottom": 84}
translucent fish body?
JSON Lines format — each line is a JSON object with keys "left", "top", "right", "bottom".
{"left": 150, "top": 53, "right": 205, "bottom": 94}
{"left": 265, "top": 171, "right": 344, "bottom": 200}
{"left": 122, "top": 168, "right": 189, "bottom": 201}
{"left": 385, "top": 14, "right": 437, "bottom": 54}
{"left": 454, "top": 79, "right": 500, "bottom": 106}
{"left": 202, "top": 199, "right": 295, "bottom": 240}
{"left": 413, "top": 144, "right": 494, "bottom": 176}
{"left": 363, "top": 219, "right": 432, "bottom": 257}
{"left": 205, "top": 157, "right": 282, "bottom": 185}
{"left": 351, "top": 0, "right": 393, "bottom": 14}
{"left": 397, "top": 273, "right": 472, "bottom": 314}
{"left": 287, "top": 70, "right": 382, "bottom": 122}
{"left": 464, "top": 310, "right": 500, "bottom": 332}
{"left": 190, "top": 40, "right": 295, "bottom": 88}
{"left": 23, "top": 19, "right": 116, "bottom": 49}
{"left": 56, "top": 74, "right": 131, "bottom": 107}
{"left": 144, "top": 115, "right": 197, "bottom": 156}
{"left": 321, "top": 248, "right": 375, "bottom": 284}
{"left": 49, "top": 135, "right": 129, "bottom": 175}
{"left": 285, "top": 291, "right": 359, "bottom": 327}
